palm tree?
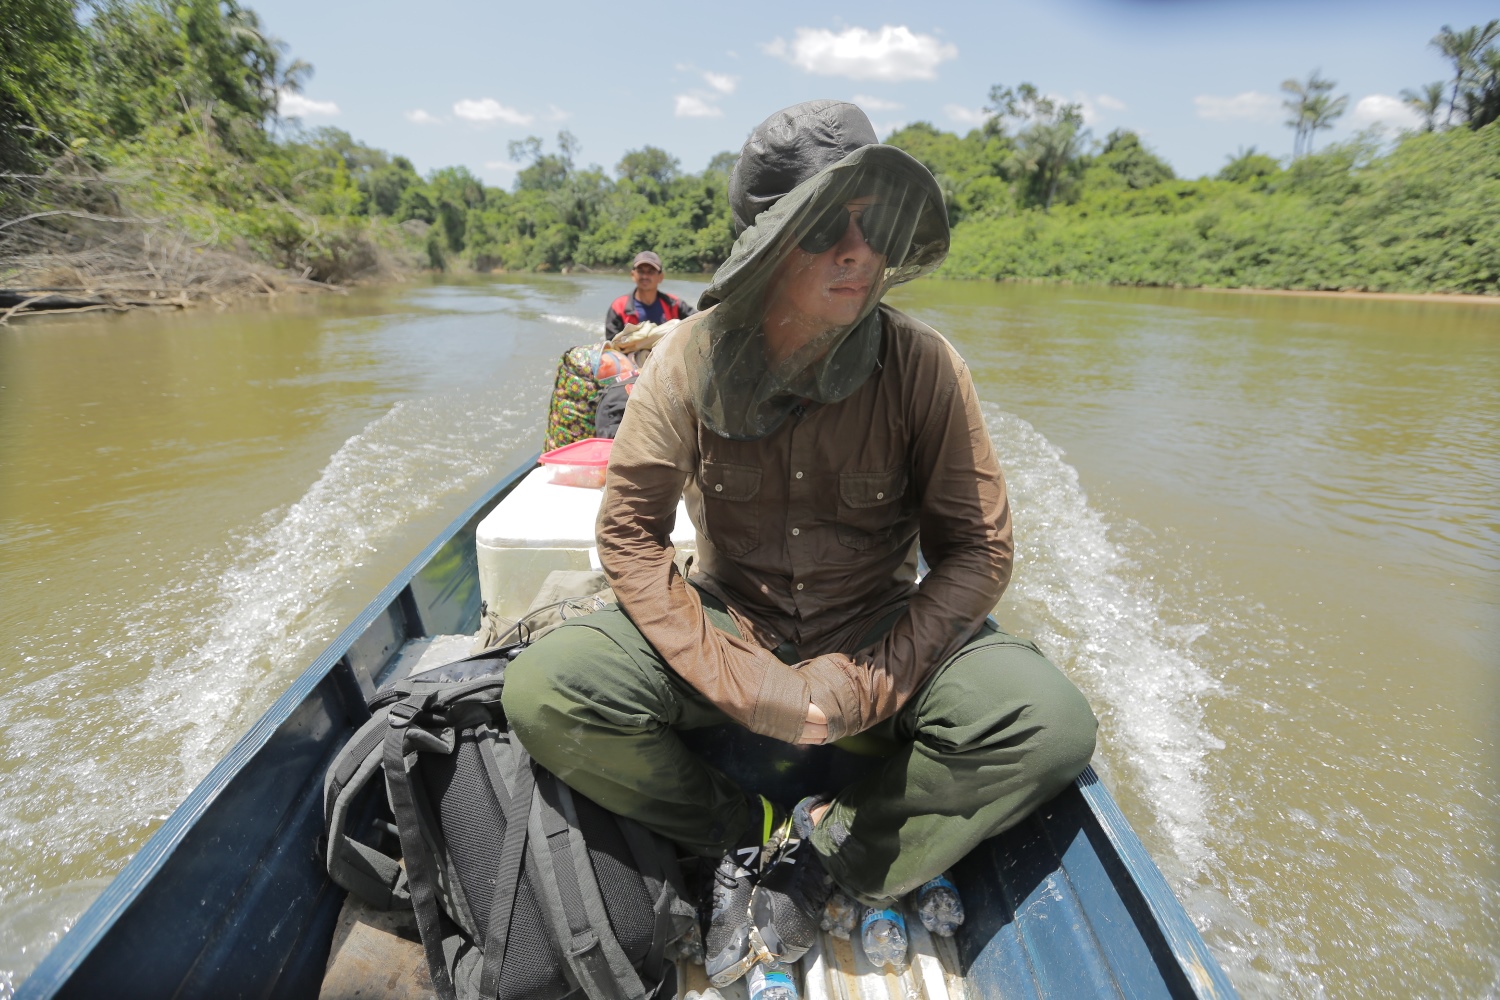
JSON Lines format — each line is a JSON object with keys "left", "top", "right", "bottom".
{"left": 1022, "top": 106, "right": 1088, "bottom": 209}
{"left": 1401, "top": 82, "right": 1446, "bottom": 131}
{"left": 1303, "top": 90, "right": 1348, "bottom": 154}
{"left": 986, "top": 82, "right": 1091, "bottom": 209}
{"left": 1282, "top": 71, "right": 1342, "bottom": 158}
{"left": 1460, "top": 47, "right": 1500, "bottom": 129}
{"left": 1431, "top": 21, "right": 1500, "bottom": 126}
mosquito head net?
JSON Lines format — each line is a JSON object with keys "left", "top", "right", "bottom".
{"left": 690, "top": 100, "right": 950, "bottom": 440}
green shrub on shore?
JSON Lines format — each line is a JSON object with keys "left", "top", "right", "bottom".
{"left": 939, "top": 124, "right": 1499, "bottom": 294}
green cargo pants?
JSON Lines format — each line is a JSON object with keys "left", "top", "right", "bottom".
{"left": 502, "top": 598, "right": 1098, "bottom": 904}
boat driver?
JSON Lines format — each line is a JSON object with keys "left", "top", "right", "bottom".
{"left": 604, "top": 250, "right": 696, "bottom": 339}
{"left": 506, "top": 101, "right": 1098, "bottom": 986}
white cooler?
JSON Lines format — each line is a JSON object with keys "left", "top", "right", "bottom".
{"left": 475, "top": 466, "right": 696, "bottom": 622}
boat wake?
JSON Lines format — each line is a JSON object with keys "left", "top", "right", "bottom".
{"left": 982, "top": 403, "right": 1222, "bottom": 880}
{"left": 138, "top": 392, "right": 540, "bottom": 771}
{"left": 541, "top": 313, "right": 599, "bottom": 334}
{"left": 982, "top": 403, "right": 1318, "bottom": 997}
{"left": 0, "top": 387, "right": 545, "bottom": 995}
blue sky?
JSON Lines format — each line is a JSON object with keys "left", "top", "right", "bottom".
{"left": 258, "top": 0, "right": 1497, "bottom": 183}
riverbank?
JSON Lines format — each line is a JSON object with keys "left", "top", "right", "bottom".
{"left": 1197, "top": 286, "right": 1500, "bottom": 305}
{"left": 0, "top": 276, "right": 352, "bottom": 324}
{"left": 938, "top": 276, "right": 1500, "bottom": 305}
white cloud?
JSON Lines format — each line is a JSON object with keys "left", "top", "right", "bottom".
{"left": 945, "top": 103, "right": 991, "bottom": 127}
{"left": 766, "top": 25, "right": 957, "bottom": 82}
{"left": 278, "top": 91, "right": 339, "bottom": 117}
{"left": 675, "top": 94, "right": 723, "bottom": 118}
{"left": 1061, "top": 93, "right": 1101, "bottom": 126}
{"left": 452, "top": 98, "right": 533, "bottom": 126}
{"left": 547, "top": 104, "right": 571, "bottom": 121}
{"left": 1351, "top": 93, "right": 1420, "bottom": 129}
{"left": 483, "top": 161, "right": 519, "bottom": 173}
{"left": 404, "top": 109, "right": 441, "bottom": 125}
{"left": 1194, "top": 91, "right": 1279, "bottom": 122}
{"left": 703, "top": 72, "right": 737, "bottom": 94}
{"left": 1055, "top": 93, "right": 1122, "bottom": 127}
{"left": 853, "top": 94, "right": 903, "bottom": 111}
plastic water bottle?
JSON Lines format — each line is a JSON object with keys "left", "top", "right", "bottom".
{"left": 747, "top": 962, "right": 799, "bottom": 1000}
{"left": 666, "top": 922, "right": 704, "bottom": 964}
{"left": 914, "top": 873, "right": 965, "bottom": 937}
{"left": 820, "top": 890, "right": 859, "bottom": 939}
{"left": 860, "top": 905, "right": 908, "bottom": 970}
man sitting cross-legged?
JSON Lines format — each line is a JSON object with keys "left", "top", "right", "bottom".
{"left": 503, "top": 100, "right": 1098, "bottom": 986}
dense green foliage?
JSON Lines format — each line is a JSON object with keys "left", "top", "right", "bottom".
{"left": 914, "top": 123, "right": 1498, "bottom": 294}
{"left": 425, "top": 136, "right": 734, "bottom": 272}
{"left": 3, "top": 3, "right": 1495, "bottom": 293}
{"left": 0, "top": 0, "right": 93, "bottom": 170}
{"left": 1, "top": 0, "right": 731, "bottom": 282}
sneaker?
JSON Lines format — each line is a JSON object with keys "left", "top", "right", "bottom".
{"left": 747, "top": 795, "right": 836, "bottom": 966}
{"left": 704, "top": 795, "right": 790, "bottom": 986}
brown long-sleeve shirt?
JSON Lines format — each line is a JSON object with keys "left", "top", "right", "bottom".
{"left": 596, "top": 303, "right": 1012, "bottom": 744}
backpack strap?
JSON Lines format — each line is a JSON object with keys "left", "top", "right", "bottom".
{"left": 528, "top": 773, "right": 649, "bottom": 1000}
{"left": 614, "top": 817, "right": 690, "bottom": 983}
{"left": 477, "top": 746, "right": 535, "bottom": 998}
{"left": 384, "top": 694, "right": 460, "bottom": 1000}
{"left": 323, "top": 708, "right": 409, "bottom": 909}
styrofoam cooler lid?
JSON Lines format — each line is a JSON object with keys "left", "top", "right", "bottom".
{"left": 476, "top": 466, "right": 695, "bottom": 549}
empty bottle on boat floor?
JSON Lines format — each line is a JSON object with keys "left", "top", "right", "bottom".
{"left": 667, "top": 922, "right": 705, "bottom": 964}
{"left": 914, "top": 873, "right": 965, "bottom": 936}
{"left": 860, "top": 905, "right": 909, "bottom": 970}
{"left": 820, "top": 890, "right": 859, "bottom": 939}
{"left": 748, "top": 962, "right": 799, "bottom": 1000}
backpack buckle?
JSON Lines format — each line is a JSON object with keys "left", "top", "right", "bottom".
{"left": 387, "top": 692, "right": 433, "bottom": 729}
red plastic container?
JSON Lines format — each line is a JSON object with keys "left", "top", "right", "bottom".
{"left": 539, "top": 438, "right": 614, "bottom": 488}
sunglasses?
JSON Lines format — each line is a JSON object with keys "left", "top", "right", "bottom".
{"left": 798, "top": 203, "right": 909, "bottom": 258}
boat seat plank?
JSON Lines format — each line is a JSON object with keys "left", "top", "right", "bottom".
{"left": 320, "top": 894, "right": 435, "bottom": 1000}
{"left": 378, "top": 633, "right": 479, "bottom": 689}
{"left": 676, "top": 920, "right": 961, "bottom": 1000}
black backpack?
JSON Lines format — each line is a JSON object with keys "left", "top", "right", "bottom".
{"left": 323, "top": 648, "right": 695, "bottom": 1000}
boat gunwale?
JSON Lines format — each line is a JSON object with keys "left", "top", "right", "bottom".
{"left": 1075, "top": 766, "right": 1237, "bottom": 998}
{"left": 14, "top": 458, "right": 538, "bottom": 998}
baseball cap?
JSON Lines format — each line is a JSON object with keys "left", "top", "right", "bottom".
{"left": 630, "top": 251, "right": 663, "bottom": 271}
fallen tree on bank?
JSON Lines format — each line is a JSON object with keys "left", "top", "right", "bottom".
{"left": 0, "top": 152, "right": 411, "bottom": 324}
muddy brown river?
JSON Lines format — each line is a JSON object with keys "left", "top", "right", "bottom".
{"left": 1, "top": 276, "right": 1495, "bottom": 997}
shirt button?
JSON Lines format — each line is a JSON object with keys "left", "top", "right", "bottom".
{"left": 876, "top": 492, "right": 884, "bottom": 499}
{"left": 791, "top": 527, "right": 800, "bottom": 536}
{"left": 714, "top": 483, "right": 723, "bottom": 492}
{"left": 795, "top": 471, "right": 803, "bottom": 479}
{"left": 796, "top": 582, "right": 804, "bottom": 591}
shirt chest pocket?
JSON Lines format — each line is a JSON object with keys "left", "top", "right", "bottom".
{"left": 697, "top": 461, "right": 762, "bottom": 557}
{"left": 836, "top": 468, "right": 908, "bottom": 550}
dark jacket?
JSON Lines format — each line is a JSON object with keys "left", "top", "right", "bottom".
{"left": 604, "top": 292, "right": 695, "bottom": 341}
